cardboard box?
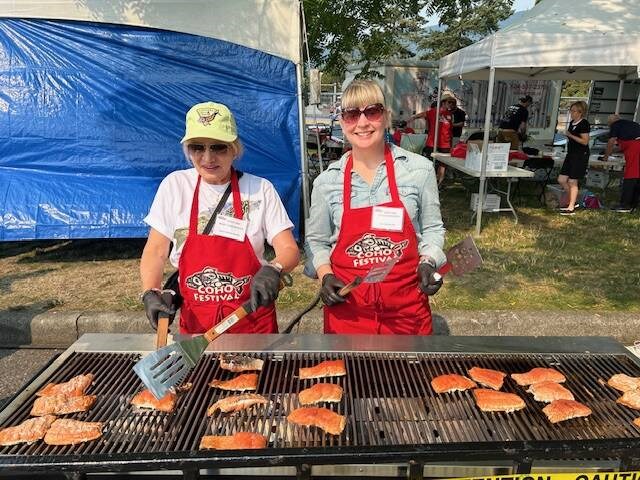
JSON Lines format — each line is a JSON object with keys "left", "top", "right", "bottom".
{"left": 465, "top": 142, "right": 509, "bottom": 172}
{"left": 585, "top": 169, "right": 609, "bottom": 189}
{"left": 470, "top": 193, "right": 501, "bottom": 212}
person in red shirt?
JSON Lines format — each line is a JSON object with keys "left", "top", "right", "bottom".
{"left": 410, "top": 95, "right": 454, "bottom": 185}
{"left": 391, "top": 120, "right": 415, "bottom": 145}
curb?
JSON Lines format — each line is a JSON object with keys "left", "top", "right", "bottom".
{"left": 1, "top": 309, "right": 639, "bottom": 348}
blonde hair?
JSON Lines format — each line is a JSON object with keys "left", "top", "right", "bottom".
{"left": 341, "top": 79, "right": 386, "bottom": 109}
{"left": 569, "top": 101, "right": 588, "bottom": 116}
{"left": 182, "top": 138, "right": 244, "bottom": 164}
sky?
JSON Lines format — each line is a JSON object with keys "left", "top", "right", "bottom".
{"left": 426, "top": 0, "right": 536, "bottom": 26}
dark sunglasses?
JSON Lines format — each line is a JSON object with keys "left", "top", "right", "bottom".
{"left": 341, "top": 103, "right": 385, "bottom": 124}
{"left": 188, "top": 143, "right": 230, "bottom": 154}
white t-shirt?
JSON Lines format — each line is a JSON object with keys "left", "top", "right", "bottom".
{"left": 144, "top": 168, "right": 294, "bottom": 268}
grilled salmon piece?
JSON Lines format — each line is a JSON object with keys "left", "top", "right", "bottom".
{"left": 219, "top": 354, "right": 264, "bottom": 372}
{"left": 431, "top": 374, "right": 477, "bottom": 394}
{"left": 468, "top": 367, "right": 506, "bottom": 391}
{"left": 36, "top": 374, "right": 94, "bottom": 397}
{"left": 298, "top": 383, "right": 343, "bottom": 405}
{"left": 209, "top": 373, "right": 259, "bottom": 392}
{"left": 527, "top": 381, "right": 575, "bottom": 403}
{"left": 617, "top": 390, "right": 640, "bottom": 410}
{"left": 131, "top": 389, "right": 177, "bottom": 412}
{"left": 43, "top": 419, "right": 103, "bottom": 445}
{"left": 31, "top": 395, "right": 96, "bottom": 416}
{"left": 633, "top": 418, "right": 640, "bottom": 428}
{"left": 299, "top": 359, "right": 346, "bottom": 379}
{"left": 608, "top": 373, "right": 640, "bottom": 392}
{"left": 511, "top": 367, "right": 566, "bottom": 386}
{"left": 207, "top": 394, "right": 268, "bottom": 415}
{"left": 473, "top": 389, "right": 526, "bottom": 412}
{"left": 287, "top": 407, "right": 346, "bottom": 435}
{"left": 543, "top": 399, "right": 592, "bottom": 423}
{"left": 0, "top": 415, "right": 56, "bottom": 446}
{"left": 199, "top": 432, "right": 267, "bottom": 450}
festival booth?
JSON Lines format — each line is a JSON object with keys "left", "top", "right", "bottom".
{"left": 0, "top": 1, "right": 305, "bottom": 240}
{"left": 436, "top": 0, "right": 640, "bottom": 233}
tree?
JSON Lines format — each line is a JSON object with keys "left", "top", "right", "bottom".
{"left": 418, "top": 0, "right": 514, "bottom": 61}
{"left": 303, "top": 0, "right": 426, "bottom": 79}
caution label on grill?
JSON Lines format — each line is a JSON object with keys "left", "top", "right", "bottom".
{"left": 452, "top": 473, "right": 640, "bottom": 480}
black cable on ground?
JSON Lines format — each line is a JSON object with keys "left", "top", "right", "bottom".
{"left": 280, "top": 293, "right": 321, "bottom": 334}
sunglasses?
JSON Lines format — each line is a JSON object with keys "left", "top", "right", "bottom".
{"left": 341, "top": 103, "right": 385, "bottom": 124}
{"left": 188, "top": 143, "right": 230, "bottom": 154}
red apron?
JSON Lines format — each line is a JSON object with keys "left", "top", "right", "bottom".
{"left": 618, "top": 139, "right": 640, "bottom": 179}
{"left": 324, "top": 145, "right": 433, "bottom": 335}
{"left": 178, "top": 170, "right": 277, "bottom": 334}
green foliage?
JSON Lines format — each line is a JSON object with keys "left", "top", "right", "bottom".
{"left": 303, "top": 0, "right": 426, "bottom": 79}
{"left": 561, "top": 80, "right": 590, "bottom": 98}
{"left": 419, "top": 0, "right": 514, "bottom": 60}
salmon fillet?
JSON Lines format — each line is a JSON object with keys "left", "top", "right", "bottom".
{"left": 468, "top": 367, "right": 506, "bottom": 390}
{"left": 287, "top": 407, "right": 346, "bottom": 435}
{"left": 199, "top": 432, "right": 267, "bottom": 450}
{"left": 542, "top": 399, "right": 592, "bottom": 423}
{"left": 0, "top": 415, "right": 56, "bottom": 446}
{"left": 608, "top": 373, "right": 640, "bottom": 392}
{"left": 617, "top": 390, "right": 640, "bottom": 410}
{"left": 209, "top": 373, "right": 259, "bottom": 392}
{"left": 431, "top": 374, "right": 477, "bottom": 394}
{"left": 219, "top": 354, "right": 264, "bottom": 372}
{"left": 527, "top": 381, "right": 575, "bottom": 403}
{"left": 511, "top": 367, "right": 566, "bottom": 386}
{"left": 633, "top": 417, "right": 640, "bottom": 428}
{"left": 31, "top": 395, "right": 96, "bottom": 416}
{"left": 36, "top": 374, "right": 94, "bottom": 397}
{"left": 299, "top": 359, "right": 346, "bottom": 379}
{"left": 473, "top": 389, "right": 526, "bottom": 412}
{"left": 131, "top": 389, "right": 177, "bottom": 412}
{"left": 43, "top": 419, "right": 103, "bottom": 445}
{"left": 298, "top": 383, "right": 343, "bottom": 405}
{"left": 207, "top": 394, "right": 268, "bottom": 415}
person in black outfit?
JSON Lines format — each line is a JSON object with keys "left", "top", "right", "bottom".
{"left": 558, "top": 101, "right": 590, "bottom": 215}
{"left": 448, "top": 97, "right": 466, "bottom": 146}
{"left": 603, "top": 114, "right": 640, "bottom": 213}
{"left": 496, "top": 95, "right": 532, "bottom": 150}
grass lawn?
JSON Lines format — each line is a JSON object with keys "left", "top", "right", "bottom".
{"left": 1, "top": 178, "right": 638, "bottom": 315}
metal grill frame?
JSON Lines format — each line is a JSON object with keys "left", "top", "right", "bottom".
{"left": 1, "top": 334, "right": 640, "bottom": 474}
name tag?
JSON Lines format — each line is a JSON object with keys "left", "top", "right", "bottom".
{"left": 371, "top": 206, "right": 404, "bottom": 232}
{"left": 212, "top": 215, "right": 248, "bottom": 242}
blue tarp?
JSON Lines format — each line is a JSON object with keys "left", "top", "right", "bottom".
{"left": 0, "top": 19, "right": 301, "bottom": 240}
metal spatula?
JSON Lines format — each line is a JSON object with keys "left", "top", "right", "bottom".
{"left": 133, "top": 277, "right": 291, "bottom": 400}
{"left": 434, "top": 235, "right": 483, "bottom": 280}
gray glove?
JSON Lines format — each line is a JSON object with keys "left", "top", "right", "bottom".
{"left": 250, "top": 265, "right": 281, "bottom": 310}
{"left": 320, "top": 274, "right": 347, "bottom": 306}
{"left": 142, "top": 290, "right": 176, "bottom": 330}
{"left": 417, "top": 262, "right": 444, "bottom": 296}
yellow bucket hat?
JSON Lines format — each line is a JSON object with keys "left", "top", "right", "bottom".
{"left": 181, "top": 101, "right": 237, "bottom": 143}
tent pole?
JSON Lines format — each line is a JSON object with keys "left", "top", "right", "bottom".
{"left": 615, "top": 79, "right": 624, "bottom": 115}
{"left": 634, "top": 86, "right": 640, "bottom": 123}
{"left": 433, "top": 79, "right": 442, "bottom": 154}
{"left": 475, "top": 66, "right": 496, "bottom": 236}
{"left": 296, "top": 61, "right": 310, "bottom": 220}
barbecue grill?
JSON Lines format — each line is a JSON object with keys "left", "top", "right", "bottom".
{"left": 1, "top": 333, "right": 640, "bottom": 479}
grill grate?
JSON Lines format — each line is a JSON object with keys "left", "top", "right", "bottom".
{"left": 1, "top": 350, "right": 640, "bottom": 462}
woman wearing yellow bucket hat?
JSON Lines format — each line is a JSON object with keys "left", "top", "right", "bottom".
{"left": 139, "top": 101, "right": 299, "bottom": 334}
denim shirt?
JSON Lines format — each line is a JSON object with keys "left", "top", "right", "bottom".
{"left": 305, "top": 144, "right": 446, "bottom": 277}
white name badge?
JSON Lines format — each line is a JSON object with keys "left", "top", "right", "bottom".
{"left": 212, "top": 215, "right": 248, "bottom": 242}
{"left": 371, "top": 206, "right": 404, "bottom": 232}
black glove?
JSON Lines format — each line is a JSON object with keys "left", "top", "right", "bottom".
{"left": 417, "top": 262, "right": 444, "bottom": 296}
{"left": 320, "top": 274, "right": 347, "bottom": 306}
{"left": 142, "top": 289, "right": 176, "bottom": 330}
{"left": 250, "top": 265, "right": 281, "bottom": 310}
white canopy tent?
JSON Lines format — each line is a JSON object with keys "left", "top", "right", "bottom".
{"left": 436, "top": 0, "right": 640, "bottom": 234}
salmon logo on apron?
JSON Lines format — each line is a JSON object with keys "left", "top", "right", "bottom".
{"left": 184, "top": 266, "right": 250, "bottom": 302}
{"left": 345, "top": 233, "right": 408, "bottom": 268}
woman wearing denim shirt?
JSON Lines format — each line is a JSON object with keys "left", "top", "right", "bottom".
{"left": 305, "top": 80, "right": 446, "bottom": 335}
